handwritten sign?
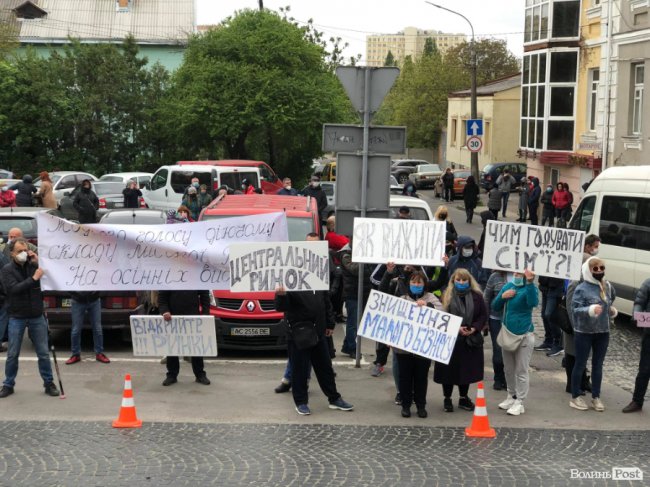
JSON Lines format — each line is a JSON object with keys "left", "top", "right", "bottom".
{"left": 634, "top": 312, "right": 650, "bottom": 327}
{"left": 482, "top": 220, "right": 585, "bottom": 280}
{"left": 130, "top": 315, "right": 217, "bottom": 356}
{"left": 358, "top": 290, "right": 462, "bottom": 364}
{"left": 229, "top": 241, "right": 329, "bottom": 292}
{"left": 37, "top": 212, "right": 289, "bottom": 291}
{"left": 351, "top": 218, "right": 446, "bottom": 266}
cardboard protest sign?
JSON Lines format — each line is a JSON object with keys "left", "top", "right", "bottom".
{"left": 351, "top": 218, "right": 446, "bottom": 266}
{"left": 229, "top": 241, "right": 329, "bottom": 292}
{"left": 358, "top": 290, "right": 462, "bottom": 364}
{"left": 37, "top": 212, "right": 288, "bottom": 291}
{"left": 634, "top": 312, "right": 650, "bottom": 327}
{"left": 130, "top": 315, "right": 217, "bottom": 356}
{"left": 482, "top": 220, "right": 585, "bottom": 280}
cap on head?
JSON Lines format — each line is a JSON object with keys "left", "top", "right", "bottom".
{"left": 399, "top": 205, "right": 410, "bottom": 214}
{"left": 188, "top": 186, "right": 197, "bottom": 194}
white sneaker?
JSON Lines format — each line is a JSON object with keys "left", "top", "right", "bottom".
{"left": 591, "top": 398, "right": 605, "bottom": 412}
{"left": 570, "top": 397, "right": 589, "bottom": 411}
{"left": 506, "top": 399, "right": 525, "bottom": 416}
{"left": 498, "top": 396, "right": 516, "bottom": 410}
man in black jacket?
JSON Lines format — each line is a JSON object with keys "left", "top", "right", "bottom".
{"left": 275, "top": 283, "right": 354, "bottom": 415}
{"left": 65, "top": 291, "right": 110, "bottom": 365}
{"left": 0, "top": 238, "right": 59, "bottom": 398}
{"left": 72, "top": 179, "right": 99, "bottom": 224}
{"left": 301, "top": 176, "right": 328, "bottom": 224}
{"left": 623, "top": 278, "right": 650, "bottom": 413}
{"left": 442, "top": 168, "right": 455, "bottom": 202}
{"left": 159, "top": 289, "right": 211, "bottom": 386}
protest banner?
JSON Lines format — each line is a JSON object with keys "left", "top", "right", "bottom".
{"left": 482, "top": 220, "right": 585, "bottom": 280}
{"left": 130, "top": 315, "right": 217, "bottom": 357}
{"left": 229, "top": 241, "right": 329, "bottom": 292}
{"left": 37, "top": 212, "right": 288, "bottom": 291}
{"left": 634, "top": 312, "right": 650, "bottom": 328}
{"left": 358, "top": 289, "right": 462, "bottom": 364}
{"left": 351, "top": 218, "right": 446, "bottom": 266}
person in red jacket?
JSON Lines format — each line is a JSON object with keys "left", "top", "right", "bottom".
{"left": 324, "top": 216, "right": 349, "bottom": 252}
{"left": 0, "top": 187, "right": 16, "bottom": 208}
{"left": 241, "top": 179, "right": 256, "bottom": 195}
{"left": 551, "top": 182, "right": 572, "bottom": 227}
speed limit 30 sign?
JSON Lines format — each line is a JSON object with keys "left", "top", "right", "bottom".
{"left": 466, "top": 136, "right": 483, "bottom": 153}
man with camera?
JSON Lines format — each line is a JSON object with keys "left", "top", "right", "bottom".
{"left": 0, "top": 238, "right": 59, "bottom": 398}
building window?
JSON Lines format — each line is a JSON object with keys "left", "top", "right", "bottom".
{"left": 451, "top": 118, "right": 457, "bottom": 146}
{"left": 588, "top": 69, "right": 599, "bottom": 132}
{"left": 525, "top": 0, "right": 550, "bottom": 43}
{"left": 632, "top": 63, "right": 644, "bottom": 135}
{"left": 520, "top": 49, "right": 578, "bottom": 151}
{"left": 552, "top": 1, "right": 580, "bottom": 38}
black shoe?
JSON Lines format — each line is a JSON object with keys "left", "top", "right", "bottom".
{"left": 0, "top": 386, "right": 14, "bottom": 398}
{"left": 493, "top": 380, "right": 506, "bottom": 391}
{"left": 44, "top": 382, "right": 60, "bottom": 397}
{"left": 274, "top": 381, "right": 291, "bottom": 393}
{"left": 195, "top": 375, "right": 211, "bottom": 385}
{"left": 401, "top": 407, "right": 411, "bottom": 418}
{"left": 458, "top": 396, "right": 475, "bottom": 411}
{"left": 444, "top": 397, "right": 453, "bottom": 412}
{"left": 417, "top": 407, "right": 428, "bottom": 418}
{"left": 162, "top": 376, "right": 177, "bottom": 386}
{"left": 622, "top": 401, "right": 643, "bottom": 413}
{"left": 394, "top": 393, "right": 402, "bottom": 405}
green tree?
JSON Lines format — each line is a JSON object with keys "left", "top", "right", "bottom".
{"left": 422, "top": 38, "right": 438, "bottom": 58}
{"left": 384, "top": 50, "right": 396, "bottom": 67}
{"left": 444, "top": 38, "right": 520, "bottom": 86}
{"left": 167, "top": 9, "right": 353, "bottom": 180}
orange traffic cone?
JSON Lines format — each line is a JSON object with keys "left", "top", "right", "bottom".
{"left": 112, "top": 374, "right": 142, "bottom": 428}
{"left": 465, "top": 382, "right": 496, "bottom": 438}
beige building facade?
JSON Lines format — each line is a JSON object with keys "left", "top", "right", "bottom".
{"left": 447, "top": 74, "right": 522, "bottom": 170}
{"left": 366, "top": 27, "right": 465, "bottom": 66}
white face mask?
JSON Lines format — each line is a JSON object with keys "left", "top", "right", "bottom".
{"left": 310, "top": 182, "right": 318, "bottom": 188}
{"left": 590, "top": 248, "right": 599, "bottom": 256}
{"left": 462, "top": 248, "right": 473, "bottom": 258}
{"left": 15, "top": 251, "right": 28, "bottom": 263}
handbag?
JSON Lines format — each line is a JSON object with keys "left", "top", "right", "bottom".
{"left": 497, "top": 325, "right": 526, "bottom": 352}
{"left": 465, "top": 331, "right": 484, "bottom": 349}
{"left": 290, "top": 321, "right": 319, "bottom": 350}
{"left": 553, "top": 296, "right": 573, "bottom": 335}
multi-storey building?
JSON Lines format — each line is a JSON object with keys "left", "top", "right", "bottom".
{"left": 365, "top": 27, "right": 466, "bottom": 66}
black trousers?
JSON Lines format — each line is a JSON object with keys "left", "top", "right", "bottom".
{"left": 442, "top": 383, "right": 469, "bottom": 398}
{"left": 289, "top": 335, "right": 341, "bottom": 406}
{"left": 444, "top": 187, "right": 453, "bottom": 202}
{"left": 633, "top": 330, "right": 650, "bottom": 405}
{"left": 465, "top": 207, "right": 475, "bottom": 223}
{"left": 166, "top": 356, "right": 205, "bottom": 378}
{"left": 375, "top": 342, "right": 391, "bottom": 366}
{"left": 397, "top": 353, "right": 431, "bottom": 409}
{"left": 528, "top": 204, "right": 539, "bottom": 225}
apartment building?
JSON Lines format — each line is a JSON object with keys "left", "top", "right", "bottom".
{"left": 366, "top": 27, "right": 466, "bottom": 66}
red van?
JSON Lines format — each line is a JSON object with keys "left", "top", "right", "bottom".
{"left": 177, "top": 160, "right": 283, "bottom": 194}
{"left": 199, "top": 194, "right": 321, "bottom": 350}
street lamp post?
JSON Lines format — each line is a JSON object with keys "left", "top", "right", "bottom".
{"left": 424, "top": 2, "right": 479, "bottom": 182}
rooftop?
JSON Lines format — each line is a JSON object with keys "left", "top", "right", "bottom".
{"left": 449, "top": 73, "right": 521, "bottom": 97}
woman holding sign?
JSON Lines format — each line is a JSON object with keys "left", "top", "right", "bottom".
{"left": 395, "top": 271, "right": 442, "bottom": 419}
{"left": 434, "top": 269, "right": 487, "bottom": 413}
{"left": 492, "top": 269, "right": 538, "bottom": 417}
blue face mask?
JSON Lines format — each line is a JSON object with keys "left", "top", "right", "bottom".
{"left": 410, "top": 284, "right": 424, "bottom": 296}
{"left": 513, "top": 276, "right": 525, "bottom": 286}
{"left": 546, "top": 187, "right": 553, "bottom": 193}
{"left": 454, "top": 281, "right": 470, "bottom": 292}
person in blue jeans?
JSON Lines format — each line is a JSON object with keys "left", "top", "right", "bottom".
{"left": 0, "top": 238, "right": 59, "bottom": 398}
{"left": 65, "top": 291, "right": 110, "bottom": 364}
{"left": 570, "top": 257, "right": 616, "bottom": 412}
{"left": 535, "top": 276, "right": 565, "bottom": 356}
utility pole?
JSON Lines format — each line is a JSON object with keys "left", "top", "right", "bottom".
{"left": 425, "top": 2, "right": 479, "bottom": 181}
{"left": 258, "top": 1, "right": 264, "bottom": 11}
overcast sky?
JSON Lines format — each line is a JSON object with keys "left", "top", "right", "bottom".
{"left": 196, "top": 0, "right": 524, "bottom": 63}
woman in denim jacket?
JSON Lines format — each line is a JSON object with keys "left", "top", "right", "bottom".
{"left": 570, "top": 257, "right": 617, "bottom": 412}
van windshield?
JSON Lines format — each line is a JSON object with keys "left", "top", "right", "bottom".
{"left": 219, "top": 172, "right": 260, "bottom": 191}
{"left": 201, "top": 215, "right": 314, "bottom": 241}
{"left": 171, "top": 171, "right": 212, "bottom": 194}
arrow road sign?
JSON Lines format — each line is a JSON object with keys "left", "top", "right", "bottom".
{"left": 466, "top": 136, "right": 483, "bottom": 153}
{"left": 322, "top": 124, "right": 406, "bottom": 154}
{"left": 466, "top": 119, "right": 483, "bottom": 136}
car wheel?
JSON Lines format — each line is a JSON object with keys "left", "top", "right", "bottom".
{"left": 398, "top": 174, "right": 409, "bottom": 184}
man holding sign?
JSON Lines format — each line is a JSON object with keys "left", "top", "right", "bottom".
{"left": 159, "top": 289, "right": 212, "bottom": 387}
{"left": 623, "top": 278, "right": 650, "bottom": 413}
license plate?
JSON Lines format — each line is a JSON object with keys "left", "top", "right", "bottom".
{"left": 114, "top": 202, "right": 123, "bottom": 208}
{"left": 61, "top": 298, "right": 71, "bottom": 308}
{"left": 231, "top": 327, "right": 270, "bottom": 336}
